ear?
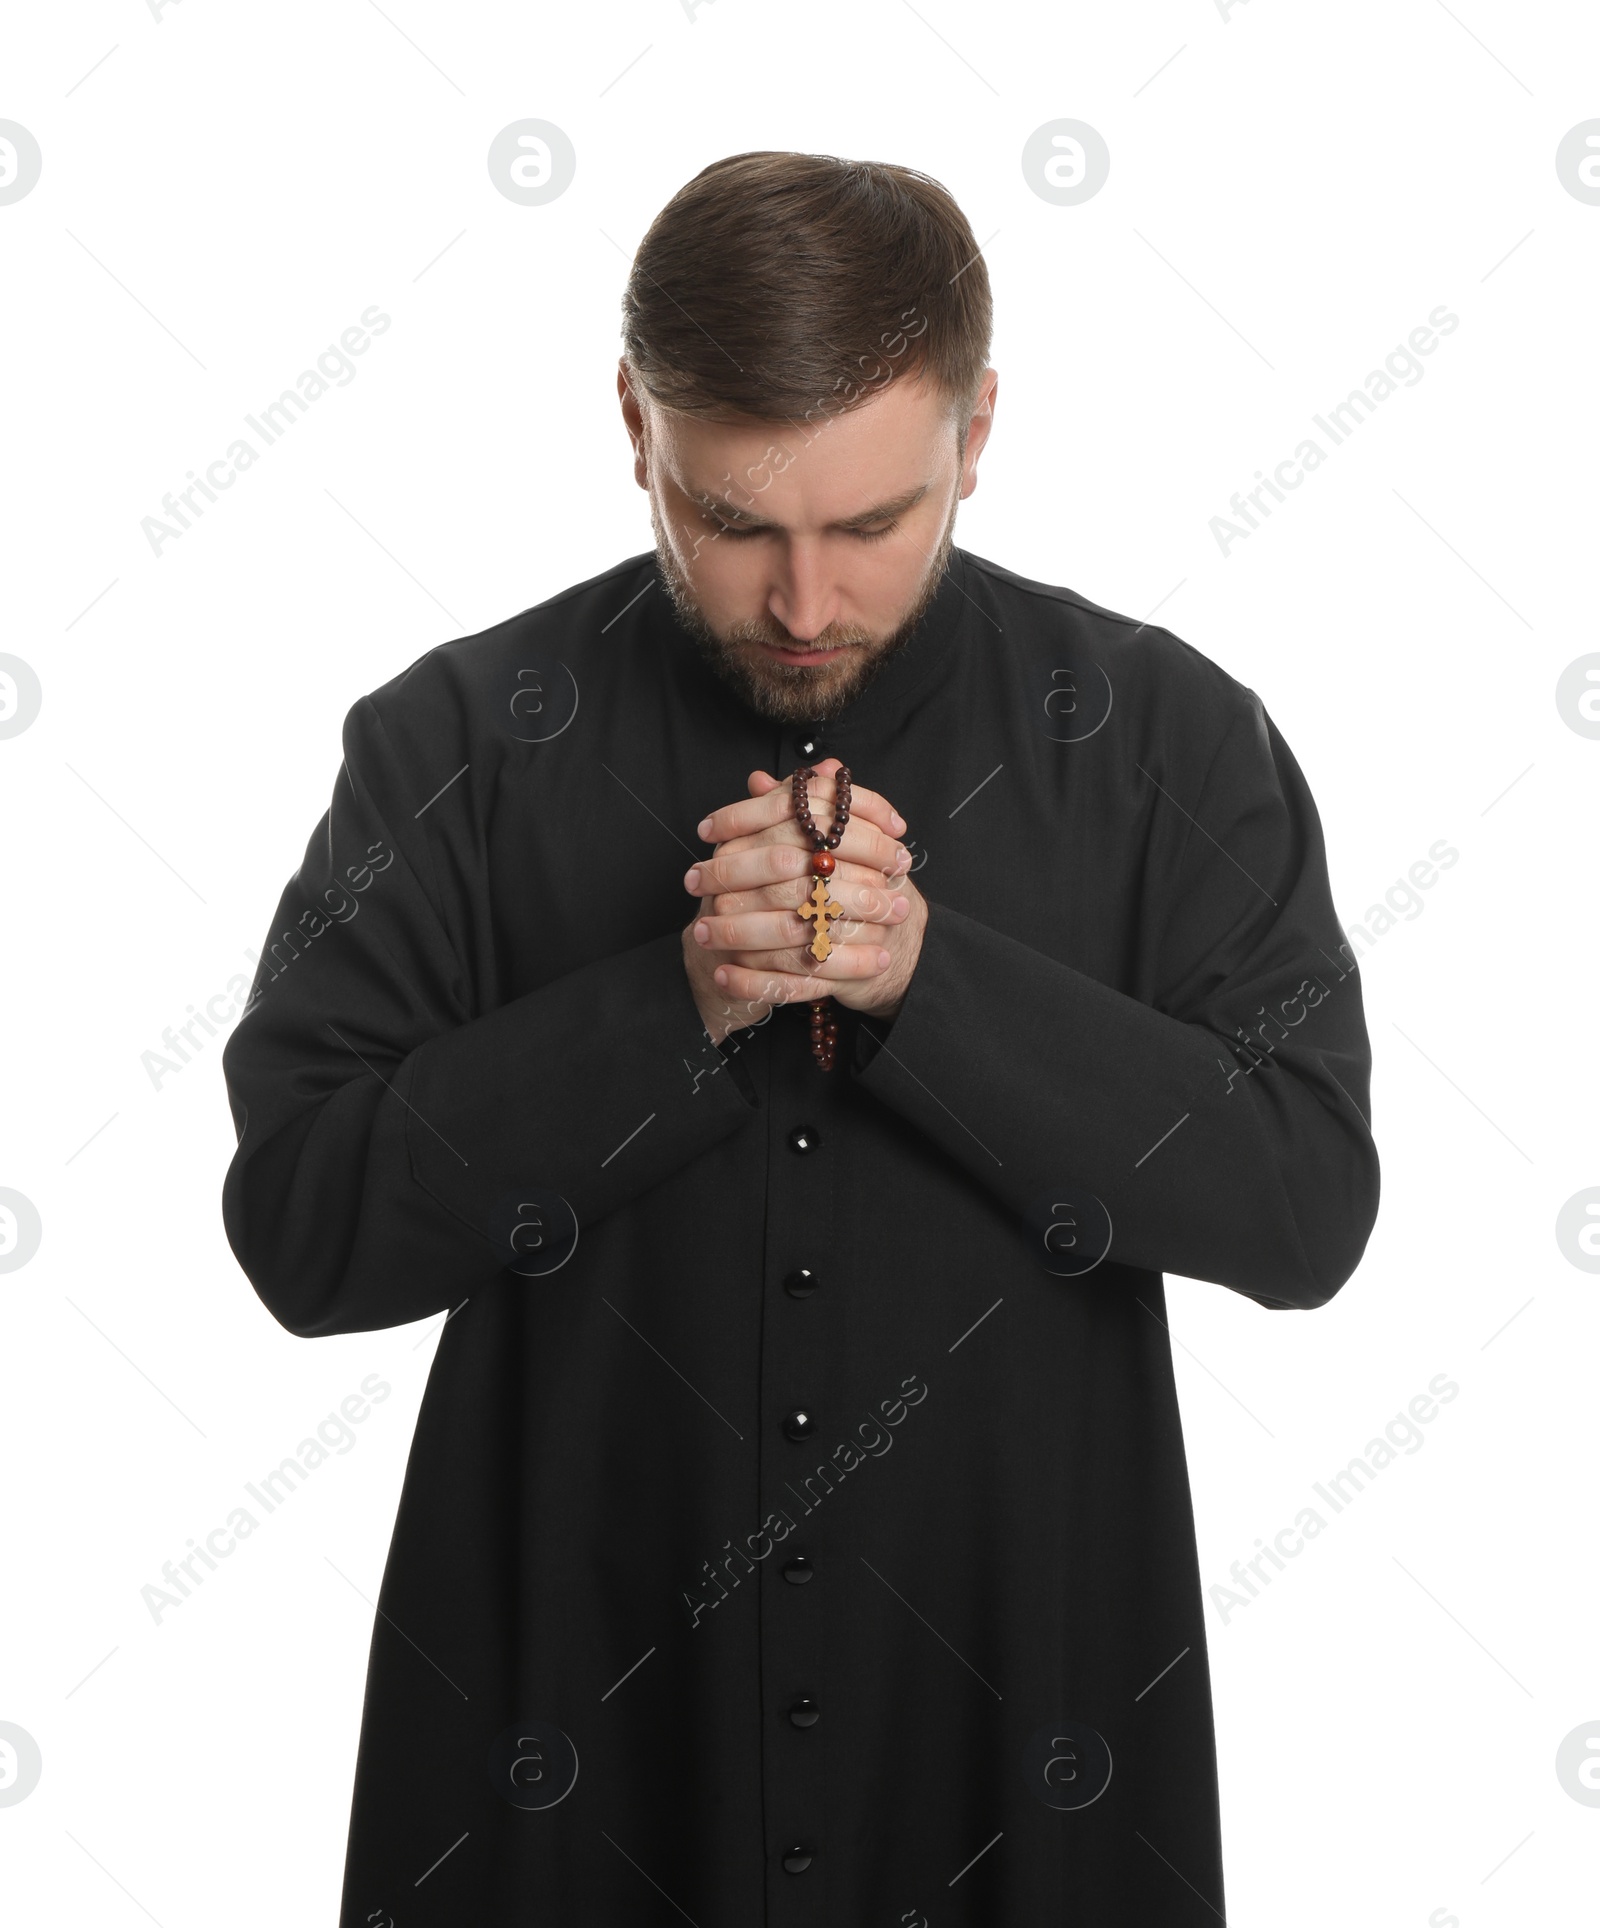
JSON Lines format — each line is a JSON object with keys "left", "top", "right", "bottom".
{"left": 958, "top": 367, "right": 999, "bottom": 501}
{"left": 617, "top": 360, "right": 648, "bottom": 489}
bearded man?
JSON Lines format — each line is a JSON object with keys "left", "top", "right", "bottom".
{"left": 222, "top": 148, "right": 1379, "bottom": 1926}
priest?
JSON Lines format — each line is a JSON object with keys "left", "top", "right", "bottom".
{"left": 221, "top": 148, "right": 1380, "bottom": 1926}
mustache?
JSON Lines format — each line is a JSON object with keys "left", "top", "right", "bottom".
{"left": 724, "top": 618, "right": 870, "bottom": 653}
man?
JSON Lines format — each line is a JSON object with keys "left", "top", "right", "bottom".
{"left": 221, "top": 150, "right": 1379, "bottom": 1926}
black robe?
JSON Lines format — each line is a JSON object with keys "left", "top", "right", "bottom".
{"left": 220, "top": 544, "right": 1379, "bottom": 1926}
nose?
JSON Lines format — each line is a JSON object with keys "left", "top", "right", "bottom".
{"left": 767, "top": 538, "right": 840, "bottom": 643}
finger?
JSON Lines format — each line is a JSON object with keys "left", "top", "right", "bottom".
{"left": 711, "top": 859, "right": 913, "bottom": 922}
{"left": 728, "top": 936, "right": 893, "bottom": 978}
{"left": 710, "top": 806, "right": 909, "bottom": 882}
{"left": 687, "top": 839, "right": 913, "bottom": 900}
{"left": 719, "top": 819, "right": 907, "bottom": 880}
{"left": 712, "top": 954, "right": 888, "bottom": 1004}
{"left": 692, "top": 897, "right": 911, "bottom": 953}
{"left": 699, "top": 762, "right": 907, "bottom": 847}
{"left": 800, "top": 758, "right": 909, "bottom": 848}
{"left": 709, "top": 963, "right": 824, "bottom": 1006}
{"left": 827, "top": 898, "right": 914, "bottom": 942}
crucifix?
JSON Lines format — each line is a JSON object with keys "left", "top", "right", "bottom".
{"left": 790, "top": 760, "right": 852, "bottom": 1071}
{"left": 796, "top": 871, "right": 844, "bottom": 962}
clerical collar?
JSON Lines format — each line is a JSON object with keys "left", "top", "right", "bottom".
{"left": 818, "top": 544, "right": 974, "bottom": 748}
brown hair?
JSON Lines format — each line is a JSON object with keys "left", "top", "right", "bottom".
{"left": 621, "top": 151, "right": 992, "bottom": 431}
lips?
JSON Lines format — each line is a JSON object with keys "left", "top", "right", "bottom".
{"left": 759, "top": 641, "right": 848, "bottom": 665}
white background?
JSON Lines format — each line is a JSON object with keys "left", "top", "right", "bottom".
{"left": 2, "top": 2, "right": 1596, "bottom": 1923}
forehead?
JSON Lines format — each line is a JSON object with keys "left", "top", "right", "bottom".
{"left": 651, "top": 371, "right": 957, "bottom": 514}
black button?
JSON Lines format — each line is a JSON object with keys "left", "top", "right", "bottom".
{"left": 788, "top": 1697, "right": 820, "bottom": 1728}
{"left": 787, "top": 1125, "right": 821, "bottom": 1155}
{"left": 783, "top": 1410, "right": 816, "bottom": 1441}
{"left": 795, "top": 730, "right": 824, "bottom": 758}
{"left": 781, "top": 1555, "right": 814, "bottom": 1584}
{"left": 783, "top": 1267, "right": 819, "bottom": 1298}
{"left": 782, "top": 1846, "right": 814, "bottom": 1874}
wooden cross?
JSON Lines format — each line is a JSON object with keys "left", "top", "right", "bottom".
{"left": 797, "top": 876, "right": 844, "bottom": 962}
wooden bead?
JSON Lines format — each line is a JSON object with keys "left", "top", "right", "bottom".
{"left": 811, "top": 851, "right": 835, "bottom": 874}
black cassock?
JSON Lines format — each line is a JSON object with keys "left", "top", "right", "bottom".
{"left": 220, "top": 545, "right": 1379, "bottom": 1926}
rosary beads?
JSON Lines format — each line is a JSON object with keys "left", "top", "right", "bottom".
{"left": 790, "top": 764, "right": 851, "bottom": 1070}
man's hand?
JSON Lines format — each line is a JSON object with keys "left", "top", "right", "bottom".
{"left": 681, "top": 758, "right": 928, "bottom": 1043}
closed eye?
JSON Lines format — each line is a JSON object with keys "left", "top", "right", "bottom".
{"left": 713, "top": 520, "right": 899, "bottom": 542}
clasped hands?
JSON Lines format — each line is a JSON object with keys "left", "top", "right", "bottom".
{"left": 681, "top": 758, "right": 927, "bottom": 1046}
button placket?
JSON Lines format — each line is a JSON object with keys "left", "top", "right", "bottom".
{"left": 760, "top": 968, "right": 841, "bottom": 1919}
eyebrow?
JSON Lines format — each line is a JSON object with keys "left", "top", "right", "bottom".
{"left": 690, "top": 482, "right": 931, "bottom": 533}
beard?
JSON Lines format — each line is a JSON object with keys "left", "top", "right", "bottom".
{"left": 651, "top": 490, "right": 959, "bottom": 725}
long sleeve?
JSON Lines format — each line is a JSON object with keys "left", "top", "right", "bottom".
{"left": 220, "top": 694, "right": 757, "bottom": 1339}
{"left": 849, "top": 695, "right": 1379, "bottom": 1309}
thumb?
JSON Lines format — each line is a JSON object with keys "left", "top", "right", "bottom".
{"left": 748, "top": 769, "right": 782, "bottom": 797}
